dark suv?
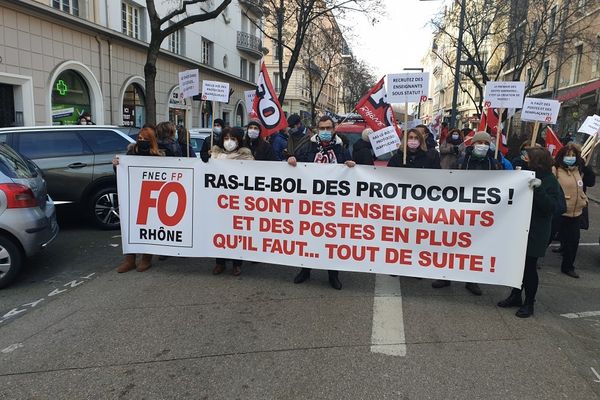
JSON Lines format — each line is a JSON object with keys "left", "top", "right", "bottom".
{"left": 0, "top": 126, "right": 134, "bottom": 229}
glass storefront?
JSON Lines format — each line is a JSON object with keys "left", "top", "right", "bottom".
{"left": 123, "top": 83, "right": 146, "bottom": 127}
{"left": 51, "top": 70, "right": 91, "bottom": 125}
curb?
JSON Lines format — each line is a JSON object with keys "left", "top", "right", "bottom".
{"left": 589, "top": 195, "right": 600, "bottom": 206}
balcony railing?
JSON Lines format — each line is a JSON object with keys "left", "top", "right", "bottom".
{"left": 237, "top": 31, "right": 263, "bottom": 59}
{"left": 238, "top": 0, "right": 265, "bottom": 16}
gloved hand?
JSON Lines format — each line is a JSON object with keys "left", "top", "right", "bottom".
{"left": 528, "top": 178, "right": 541, "bottom": 188}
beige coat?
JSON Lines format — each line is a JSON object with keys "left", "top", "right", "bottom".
{"left": 553, "top": 166, "right": 588, "bottom": 218}
{"left": 210, "top": 145, "right": 254, "bottom": 160}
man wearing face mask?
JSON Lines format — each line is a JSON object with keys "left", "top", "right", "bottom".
{"left": 287, "top": 115, "right": 355, "bottom": 290}
{"left": 244, "top": 119, "right": 277, "bottom": 161}
{"left": 200, "top": 118, "right": 225, "bottom": 162}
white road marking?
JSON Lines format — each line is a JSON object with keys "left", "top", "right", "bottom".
{"left": 110, "top": 243, "right": 119, "bottom": 247}
{"left": 370, "top": 275, "right": 406, "bottom": 357}
{"left": 1, "top": 343, "right": 23, "bottom": 354}
{"left": 592, "top": 367, "right": 600, "bottom": 383}
{"left": 560, "top": 311, "right": 600, "bottom": 319}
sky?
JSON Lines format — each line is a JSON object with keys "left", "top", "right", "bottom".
{"left": 347, "top": 0, "right": 446, "bottom": 78}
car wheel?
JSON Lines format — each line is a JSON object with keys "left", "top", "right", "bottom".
{"left": 89, "top": 187, "right": 120, "bottom": 230}
{"left": 0, "top": 235, "right": 24, "bottom": 289}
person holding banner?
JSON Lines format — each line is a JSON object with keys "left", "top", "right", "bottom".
{"left": 387, "top": 129, "right": 441, "bottom": 169}
{"left": 200, "top": 118, "right": 225, "bottom": 162}
{"left": 352, "top": 128, "right": 375, "bottom": 165}
{"left": 497, "top": 147, "right": 561, "bottom": 318}
{"left": 244, "top": 119, "right": 277, "bottom": 161}
{"left": 211, "top": 127, "right": 254, "bottom": 276}
{"left": 113, "top": 127, "right": 165, "bottom": 273}
{"left": 156, "top": 121, "right": 182, "bottom": 157}
{"left": 439, "top": 129, "right": 464, "bottom": 169}
{"left": 287, "top": 116, "right": 355, "bottom": 290}
{"left": 551, "top": 144, "right": 595, "bottom": 279}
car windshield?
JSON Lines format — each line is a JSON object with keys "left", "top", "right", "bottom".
{"left": 190, "top": 137, "right": 205, "bottom": 153}
{"left": 0, "top": 144, "right": 34, "bottom": 179}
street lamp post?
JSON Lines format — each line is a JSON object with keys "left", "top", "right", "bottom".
{"left": 449, "top": 0, "right": 467, "bottom": 129}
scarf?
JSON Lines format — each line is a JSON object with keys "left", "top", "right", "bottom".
{"left": 313, "top": 136, "right": 337, "bottom": 163}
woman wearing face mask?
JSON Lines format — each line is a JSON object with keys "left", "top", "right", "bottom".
{"left": 244, "top": 120, "right": 277, "bottom": 161}
{"left": 497, "top": 147, "right": 561, "bottom": 317}
{"left": 456, "top": 131, "right": 501, "bottom": 171}
{"left": 387, "top": 129, "right": 441, "bottom": 169}
{"left": 210, "top": 127, "right": 254, "bottom": 276}
{"left": 439, "top": 128, "right": 463, "bottom": 169}
{"left": 551, "top": 144, "right": 595, "bottom": 278}
{"left": 112, "top": 127, "right": 164, "bottom": 273}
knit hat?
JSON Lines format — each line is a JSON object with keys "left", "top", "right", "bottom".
{"left": 247, "top": 119, "right": 261, "bottom": 131}
{"left": 471, "top": 131, "right": 492, "bottom": 144}
{"left": 362, "top": 128, "right": 373, "bottom": 142}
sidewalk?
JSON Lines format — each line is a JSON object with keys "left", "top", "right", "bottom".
{"left": 588, "top": 174, "right": 600, "bottom": 205}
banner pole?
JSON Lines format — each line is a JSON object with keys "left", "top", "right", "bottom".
{"left": 580, "top": 133, "right": 595, "bottom": 156}
{"left": 506, "top": 116, "right": 512, "bottom": 137}
{"left": 530, "top": 121, "right": 540, "bottom": 147}
{"left": 336, "top": 107, "right": 357, "bottom": 127}
{"left": 403, "top": 101, "right": 408, "bottom": 165}
{"left": 211, "top": 104, "right": 215, "bottom": 150}
{"left": 584, "top": 138, "right": 599, "bottom": 166}
{"left": 494, "top": 108, "right": 503, "bottom": 159}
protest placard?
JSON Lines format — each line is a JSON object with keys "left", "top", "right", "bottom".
{"left": 202, "top": 80, "right": 230, "bottom": 103}
{"left": 386, "top": 73, "right": 430, "bottom": 104}
{"left": 577, "top": 114, "right": 600, "bottom": 135}
{"left": 483, "top": 81, "right": 525, "bottom": 109}
{"left": 521, "top": 97, "right": 561, "bottom": 124}
{"left": 368, "top": 126, "right": 401, "bottom": 158}
{"left": 118, "top": 157, "right": 534, "bottom": 288}
{"left": 178, "top": 69, "right": 200, "bottom": 99}
{"left": 244, "top": 90, "right": 256, "bottom": 115}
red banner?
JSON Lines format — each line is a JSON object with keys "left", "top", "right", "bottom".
{"left": 545, "top": 127, "right": 563, "bottom": 157}
{"left": 253, "top": 62, "right": 288, "bottom": 137}
{"left": 355, "top": 78, "right": 402, "bottom": 137}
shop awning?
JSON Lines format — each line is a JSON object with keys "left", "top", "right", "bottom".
{"left": 556, "top": 79, "right": 600, "bottom": 102}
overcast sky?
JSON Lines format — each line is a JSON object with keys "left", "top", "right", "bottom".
{"left": 347, "top": 0, "right": 446, "bottom": 78}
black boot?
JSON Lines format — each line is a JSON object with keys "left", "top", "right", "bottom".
{"left": 497, "top": 288, "right": 522, "bottom": 308}
{"left": 328, "top": 270, "right": 342, "bottom": 290}
{"left": 294, "top": 268, "right": 310, "bottom": 284}
{"left": 516, "top": 299, "right": 535, "bottom": 318}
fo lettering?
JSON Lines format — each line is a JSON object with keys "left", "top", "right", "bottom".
{"left": 136, "top": 181, "right": 187, "bottom": 226}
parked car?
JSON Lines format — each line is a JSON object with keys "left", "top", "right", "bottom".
{"left": 189, "top": 128, "right": 212, "bottom": 158}
{"left": 0, "top": 126, "right": 135, "bottom": 230}
{"left": 335, "top": 117, "right": 395, "bottom": 166}
{"left": 0, "top": 143, "right": 58, "bottom": 288}
{"left": 115, "top": 126, "right": 140, "bottom": 141}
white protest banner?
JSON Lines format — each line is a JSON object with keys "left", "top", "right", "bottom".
{"left": 118, "top": 157, "right": 534, "bottom": 288}
{"left": 202, "top": 80, "right": 230, "bottom": 103}
{"left": 577, "top": 115, "right": 600, "bottom": 135}
{"left": 178, "top": 69, "right": 200, "bottom": 99}
{"left": 386, "top": 73, "right": 430, "bottom": 104}
{"left": 369, "top": 126, "right": 401, "bottom": 158}
{"left": 521, "top": 97, "right": 561, "bottom": 124}
{"left": 244, "top": 90, "right": 256, "bottom": 114}
{"left": 483, "top": 81, "right": 525, "bottom": 109}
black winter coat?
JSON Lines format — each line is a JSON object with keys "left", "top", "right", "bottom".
{"left": 246, "top": 138, "right": 277, "bottom": 161}
{"left": 158, "top": 138, "right": 182, "bottom": 157}
{"left": 352, "top": 139, "right": 374, "bottom": 165}
{"left": 457, "top": 147, "right": 501, "bottom": 170}
{"left": 387, "top": 148, "right": 441, "bottom": 169}
{"left": 527, "top": 171, "right": 561, "bottom": 257}
{"left": 296, "top": 137, "right": 351, "bottom": 164}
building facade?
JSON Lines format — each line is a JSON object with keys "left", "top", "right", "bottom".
{"left": 0, "top": 0, "right": 265, "bottom": 128}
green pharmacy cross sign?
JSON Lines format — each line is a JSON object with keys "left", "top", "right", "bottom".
{"left": 55, "top": 79, "right": 68, "bottom": 96}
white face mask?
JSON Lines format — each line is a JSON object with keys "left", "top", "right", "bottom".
{"left": 247, "top": 128, "right": 260, "bottom": 139}
{"left": 473, "top": 144, "right": 489, "bottom": 157}
{"left": 223, "top": 139, "right": 238, "bottom": 152}
{"left": 213, "top": 127, "right": 222, "bottom": 135}
{"left": 451, "top": 134, "right": 459, "bottom": 140}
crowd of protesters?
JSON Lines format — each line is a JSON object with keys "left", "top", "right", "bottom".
{"left": 113, "top": 115, "right": 595, "bottom": 319}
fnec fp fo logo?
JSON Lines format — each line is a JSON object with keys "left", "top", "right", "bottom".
{"left": 129, "top": 167, "right": 194, "bottom": 247}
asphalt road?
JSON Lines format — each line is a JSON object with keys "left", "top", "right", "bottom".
{"left": 0, "top": 201, "right": 599, "bottom": 399}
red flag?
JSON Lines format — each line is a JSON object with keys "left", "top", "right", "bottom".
{"left": 253, "top": 62, "right": 288, "bottom": 137}
{"left": 477, "top": 108, "right": 508, "bottom": 155}
{"left": 545, "top": 127, "right": 563, "bottom": 157}
{"left": 355, "top": 78, "right": 402, "bottom": 137}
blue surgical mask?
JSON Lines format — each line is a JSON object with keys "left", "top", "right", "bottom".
{"left": 318, "top": 131, "right": 332, "bottom": 142}
{"left": 563, "top": 156, "right": 576, "bottom": 166}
